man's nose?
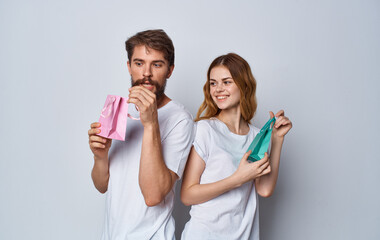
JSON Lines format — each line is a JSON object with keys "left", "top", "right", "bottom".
{"left": 143, "top": 65, "right": 152, "bottom": 77}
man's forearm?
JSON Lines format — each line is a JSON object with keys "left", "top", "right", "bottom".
{"left": 139, "top": 123, "right": 175, "bottom": 206}
{"left": 91, "top": 156, "right": 110, "bottom": 194}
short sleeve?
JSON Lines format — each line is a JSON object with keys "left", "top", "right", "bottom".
{"left": 193, "top": 121, "right": 211, "bottom": 164}
{"left": 161, "top": 118, "right": 195, "bottom": 179}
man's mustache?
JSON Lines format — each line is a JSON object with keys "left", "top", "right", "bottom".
{"left": 132, "top": 78, "right": 159, "bottom": 88}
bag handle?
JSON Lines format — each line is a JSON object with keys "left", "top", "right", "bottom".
{"left": 260, "top": 117, "right": 276, "bottom": 133}
{"left": 127, "top": 114, "right": 140, "bottom": 121}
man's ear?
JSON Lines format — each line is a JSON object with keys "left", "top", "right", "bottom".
{"left": 127, "top": 61, "right": 131, "bottom": 75}
{"left": 166, "top": 65, "right": 175, "bottom": 78}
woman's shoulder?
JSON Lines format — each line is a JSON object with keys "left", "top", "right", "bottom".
{"left": 195, "top": 118, "right": 222, "bottom": 136}
{"left": 195, "top": 118, "right": 219, "bottom": 129}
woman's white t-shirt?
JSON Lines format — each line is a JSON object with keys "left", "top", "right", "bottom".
{"left": 181, "top": 118, "right": 260, "bottom": 240}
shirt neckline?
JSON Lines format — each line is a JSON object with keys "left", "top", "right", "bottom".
{"left": 210, "top": 117, "right": 252, "bottom": 137}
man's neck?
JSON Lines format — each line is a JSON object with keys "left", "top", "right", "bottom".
{"left": 157, "top": 94, "right": 171, "bottom": 109}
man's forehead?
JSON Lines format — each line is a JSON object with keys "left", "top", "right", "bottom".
{"left": 132, "top": 45, "right": 166, "bottom": 62}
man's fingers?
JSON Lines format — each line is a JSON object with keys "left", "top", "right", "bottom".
{"left": 269, "top": 111, "right": 275, "bottom": 119}
{"left": 129, "top": 86, "right": 156, "bottom": 98}
{"left": 91, "top": 122, "right": 101, "bottom": 128}
{"left": 90, "top": 135, "right": 107, "bottom": 143}
{"left": 129, "top": 90, "right": 151, "bottom": 106}
{"left": 90, "top": 142, "right": 105, "bottom": 149}
{"left": 88, "top": 128, "right": 101, "bottom": 136}
{"left": 128, "top": 97, "right": 144, "bottom": 110}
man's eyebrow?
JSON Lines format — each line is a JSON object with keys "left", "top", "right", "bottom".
{"left": 132, "top": 59, "right": 166, "bottom": 64}
{"left": 152, "top": 60, "right": 166, "bottom": 64}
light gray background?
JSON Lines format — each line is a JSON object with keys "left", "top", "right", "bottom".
{"left": 1, "top": 0, "right": 379, "bottom": 239}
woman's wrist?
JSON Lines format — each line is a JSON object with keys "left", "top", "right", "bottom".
{"left": 272, "top": 135, "right": 284, "bottom": 145}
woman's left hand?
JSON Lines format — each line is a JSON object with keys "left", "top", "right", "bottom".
{"left": 270, "top": 110, "right": 292, "bottom": 139}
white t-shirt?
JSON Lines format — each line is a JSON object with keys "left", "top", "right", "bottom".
{"left": 181, "top": 118, "right": 260, "bottom": 240}
{"left": 101, "top": 100, "right": 195, "bottom": 240}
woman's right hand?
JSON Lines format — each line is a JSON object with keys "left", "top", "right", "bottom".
{"left": 233, "top": 151, "right": 271, "bottom": 186}
{"left": 88, "top": 122, "right": 112, "bottom": 160}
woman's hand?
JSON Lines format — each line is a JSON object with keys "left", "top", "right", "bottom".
{"left": 270, "top": 110, "right": 292, "bottom": 140}
{"left": 232, "top": 151, "right": 271, "bottom": 187}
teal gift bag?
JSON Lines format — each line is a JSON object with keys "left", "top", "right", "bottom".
{"left": 247, "top": 117, "right": 276, "bottom": 162}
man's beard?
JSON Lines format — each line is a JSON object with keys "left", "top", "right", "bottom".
{"left": 131, "top": 77, "right": 167, "bottom": 101}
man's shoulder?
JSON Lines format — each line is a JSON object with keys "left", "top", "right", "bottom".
{"left": 158, "top": 100, "right": 195, "bottom": 141}
{"left": 160, "top": 100, "right": 193, "bottom": 121}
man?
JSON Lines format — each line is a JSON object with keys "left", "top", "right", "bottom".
{"left": 88, "top": 29, "right": 194, "bottom": 239}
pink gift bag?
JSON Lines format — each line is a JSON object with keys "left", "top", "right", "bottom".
{"left": 97, "top": 95, "right": 139, "bottom": 141}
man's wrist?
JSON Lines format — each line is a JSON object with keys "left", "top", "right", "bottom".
{"left": 143, "top": 121, "right": 159, "bottom": 131}
{"left": 94, "top": 155, "right": 108, "bottom": 163}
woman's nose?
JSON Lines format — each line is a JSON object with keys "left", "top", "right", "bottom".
{"left": 216, "top": 83, "right": 224, "bottom": 92}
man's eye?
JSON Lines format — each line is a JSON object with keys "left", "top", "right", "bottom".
{"left": 153, "top": 63, "right": 162, "bottom": 68}
{"left": 135, "top": 62, "right": 142, "bottom": 66}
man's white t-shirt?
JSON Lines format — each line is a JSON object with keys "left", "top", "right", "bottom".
{"left": 102, "top": 100, "right": 194, "bottom": 240}
{"left": 181, "top": 118, "right": 260, "bottom": 240}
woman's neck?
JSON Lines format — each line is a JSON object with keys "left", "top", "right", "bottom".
{"left": 217, "top": 108, "right": 249, "bottom": 135}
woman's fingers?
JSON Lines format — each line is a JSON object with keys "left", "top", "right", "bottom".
{"left": 258, "top": 165, "right": 271, "bottom": 177}
{"left": 255, "top": 152, "right": 269, "bottom": 166}
{"left": 275, "top": 110, "right": 284, "bottom": 118}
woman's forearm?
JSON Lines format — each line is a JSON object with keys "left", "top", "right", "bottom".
{"left": 181, "top": 173, "right": 242, "bottom": 206}
{"left": 255, "top": 137, "right": 284, "bottom": 197}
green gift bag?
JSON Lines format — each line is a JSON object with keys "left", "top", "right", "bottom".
{"left": 247, "top": 117, "right": 276, "bottom": 162}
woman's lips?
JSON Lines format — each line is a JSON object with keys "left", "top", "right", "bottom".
{"left": 215, "top": 95, "right": 229, "bottom": 101}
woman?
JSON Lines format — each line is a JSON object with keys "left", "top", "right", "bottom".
{"left": 181, "top": 53, "right": 292, "bottom": 239}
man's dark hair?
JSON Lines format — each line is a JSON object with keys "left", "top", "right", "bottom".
{"left": 125, "top": 29, "right": 175, "bottom": 66}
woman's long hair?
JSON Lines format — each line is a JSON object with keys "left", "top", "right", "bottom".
{"left": 195, "top": 53, "right": 257, "bottom": 123}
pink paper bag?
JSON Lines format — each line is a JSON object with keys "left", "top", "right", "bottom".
{"left": 97, "top": 95, "right": 139, "bottom": 141}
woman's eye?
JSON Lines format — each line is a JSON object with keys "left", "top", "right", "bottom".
{"left": 224, "top": 81, "right": 231, "bottom": 85}
{"left": 210, "top": 82, "right": 216, "bottom": 86}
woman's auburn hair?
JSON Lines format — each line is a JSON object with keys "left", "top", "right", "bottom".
{"left": 195, "top": 53, "right": 257, "bottom": 123}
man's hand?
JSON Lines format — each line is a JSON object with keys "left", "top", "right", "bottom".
{"left": 89, "top": 122, "right": 111, "bottom": 193}
{"left": 88, "top": 122, "right": 112, "bottom": 160}
{"left": 127, "top": 86, "right": 158, "bottom": 128}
